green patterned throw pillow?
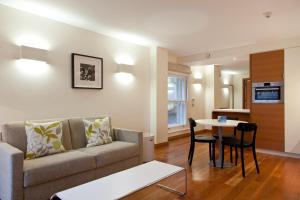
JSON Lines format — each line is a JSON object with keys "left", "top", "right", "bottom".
{"left": 84, "top": 117, "right": 113, "bottom": 147}
{"left": 25, "top": 121, "right": 65, "bottom": 159}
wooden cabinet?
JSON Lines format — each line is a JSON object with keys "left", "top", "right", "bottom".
{"left": 250, "top": 49, "right": 284, "bottom": 151}
{"left": 250, "top": 50, "right": 284, "bottom": 82}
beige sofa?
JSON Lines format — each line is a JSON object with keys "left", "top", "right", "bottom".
{"left": 0, "top": 117, "right": 143, "bottom": 200}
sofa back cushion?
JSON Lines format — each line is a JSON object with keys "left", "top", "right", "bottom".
{"left": 1, "top": 121, "right": 27, "bottom": 153}
{"left": 68, "top": 116, "right": 113, "bottom": 149}
{"left": 1, "top": 119, "right": 72, "bottom": 154}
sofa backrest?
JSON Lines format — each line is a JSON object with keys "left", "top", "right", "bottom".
{"left": 0, "top": 119, "right": 73, "bottom": 154}
{"left": 68, "top": 116, "right": 113, "bottom": 149}
{"left": 0, "top": 116, "right": 114, "bottom": 153}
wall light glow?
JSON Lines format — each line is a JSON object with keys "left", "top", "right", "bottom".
{"left": 115, "top": 55, "right": 135, "bottom": 65}
{"left": 16, "top": 59, "right": 49, "bottom": 76}
{"left": 193, "top": 84, "right": 202, "bottom": 91}
{"left": 115, "top": 72, "right": 134, "bottom": 85}
{"left": 223, "top": 78, "right": 229, "bottom": 85}
{"left": 222, "top": 73, "right": 232, "bottom": 85}
{"left": 193, "top": 72, "right": 202, "bottom": 79}
{"left": 222, "top": 70, "right": 239, "bottom": 75}
{"left": 16, "top": 34, "right": 50, "bottom": 50}
{"left": 0, "top": 0, "right": 157, "bottom": 47}
{"left": 0, "top": 0, "right": 66, "bottom": 24}
{"left": 112, "top": 32, "right": 155, "bottom": 47}
{"left": 223, "top": 87, "right": 229, "bottom": 95}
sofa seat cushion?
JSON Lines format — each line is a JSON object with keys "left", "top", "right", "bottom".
{"left": 77, "top": 141, "right": 139, "bottom": 168}
{"left": 23, "top": 151, "right": 96, "bottom": 187}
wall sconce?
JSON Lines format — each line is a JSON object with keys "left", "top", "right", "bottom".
{"left": 193, "top": 79, "right": 202, "bottom": 85}
{"left": 116, "top": 63, "right": 133, "bottom": 74}
{"left": 19, "top": 45, "right": 48, "bottom": 63}
{"left": 193, "top": 79, "right": 202, "bottom": 91}
{"left": 221, "top": 84, "right": 232, "bottom": 88}
{"left": 16, "top": 45, "right": 49, "bottom": 76}
{"left": 115, "top": 63, "right": 134, "bottom": 84}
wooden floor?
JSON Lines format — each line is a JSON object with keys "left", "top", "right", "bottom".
{"left": 125, "top": 137, "right": 300, "bottom": 200}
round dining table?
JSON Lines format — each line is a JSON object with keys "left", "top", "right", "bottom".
{"left": 195, "top": 119, "right": 246, "bottom": 168}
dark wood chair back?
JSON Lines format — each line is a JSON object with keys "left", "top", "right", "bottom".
{"left": 188, "top": 118, "right": 196, "bottom": 140}
{"left": 236, "top": 123, "right": 258, "bottom": 146}
{"left": 188, "top": 117, "right": 216, "bottom": 166}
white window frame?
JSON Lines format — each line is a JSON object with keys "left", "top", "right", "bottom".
{"left": 168, "top": 72, "right": 189, "bottom": 130}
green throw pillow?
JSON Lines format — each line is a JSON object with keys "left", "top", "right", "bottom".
{"left": 25, "top": 121, "right": 65, "bottom": 159}
{"left": 84, "top": 117, "right": 113, "bottom": 147}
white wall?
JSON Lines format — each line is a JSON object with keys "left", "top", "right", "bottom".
{"left": 232, "top": 72, "right": 249, "bottom": 109}
{"left": 215, "top": 66, "right": 232, "bottom": 109}
{"left": 150, "top": 47, "right": 168, "bottom": 143}
{"left": 214, "top": 65, "right": 233, "bottom": 109}
{"left": 0, "top": 5, "right": 151, "bottom": 134}
{"left": 203, "top": 65, "right": 215, "bottom": 120}
{"left": 284, "top": 46, "right": 300, "bottom": 154}
{"left": 189, "top": 66, "right": 206, "bottom": 130}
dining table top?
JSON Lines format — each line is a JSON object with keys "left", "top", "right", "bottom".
{"left": 195, "top": 119, "right": 246, "bottom": 127}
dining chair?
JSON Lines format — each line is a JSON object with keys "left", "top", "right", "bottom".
{"left": 221, "top": 123, "right": 260, "bottom": 177}
{"left": 188, "top": 118, "right": 216, "bottom": 166}
{"left": 213, "top": 117, "right": 238, "bottom": 163}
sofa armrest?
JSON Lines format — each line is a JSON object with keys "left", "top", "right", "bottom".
{"left": 0, "top": 142, "right": 24, "bottom": 200}
{"left": 113, "top": 128, "right": 143, "bottom": 164}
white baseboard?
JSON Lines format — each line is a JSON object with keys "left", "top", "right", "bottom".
{"left": 257, "top": 148, "right": 300, "bottom": 159}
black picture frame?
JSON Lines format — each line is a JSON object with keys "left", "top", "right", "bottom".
{"left": 71, "top": 53, "right": 103, "bottom": 89}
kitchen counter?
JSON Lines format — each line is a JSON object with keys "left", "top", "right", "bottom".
{"left": 213, "top": 109, "right": 250, "bottom": 114}
{"left": 212, "top": 109, "right": 251, "bottom": 136}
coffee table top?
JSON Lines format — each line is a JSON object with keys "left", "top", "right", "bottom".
{"left": 54, "top": 160, "right": 184, "bottom": 200}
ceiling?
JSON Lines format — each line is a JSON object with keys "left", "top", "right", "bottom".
{"left": 195, "top": 55, "right": 250, "bottom": 74}
{"left": 1, "top": 0, "right": 300, "bottom": 57}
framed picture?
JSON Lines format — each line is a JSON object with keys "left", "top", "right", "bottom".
{"left": 71, "top": 53, "right": 103, "bottom": 89}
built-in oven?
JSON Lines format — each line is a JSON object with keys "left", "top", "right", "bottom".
{"left": 252, "top": 82, "right": 284, "bottom": 103}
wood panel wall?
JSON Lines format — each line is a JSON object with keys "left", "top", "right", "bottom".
{"left": 250, "top": 49, "right": 284, "bottom": 151}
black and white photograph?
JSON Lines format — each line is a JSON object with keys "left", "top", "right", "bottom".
{"left": 72, "top": 53, "right": 103, "bottom": 89}
{"left": 80, "top": 63, "right": 95, "bottom": 81}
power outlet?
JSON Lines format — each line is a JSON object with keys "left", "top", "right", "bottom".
{"left": 191, "top": 98, "right": 195, "bottom": 107}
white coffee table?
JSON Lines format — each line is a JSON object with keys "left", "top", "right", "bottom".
{"left": 50, "top": 161, "right": 187, "bottom": 200}
{"left": 196, "top": 119, "right": 246, "bottom": 168}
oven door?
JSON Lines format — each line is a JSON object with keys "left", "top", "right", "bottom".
{"left": 252, "top": 83, "right": 283, "bottom": 103}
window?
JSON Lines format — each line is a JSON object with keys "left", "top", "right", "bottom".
{"left": 168, "top": 73, "right": 187, "bottom": 128}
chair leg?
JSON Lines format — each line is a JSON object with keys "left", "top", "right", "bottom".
{"left": 209, "top": 143, "right": 212, "bottom": 160}
{"left": 252, "top": 145, "right": 260, "bottom": 174}
{"left": 221, "top": 143, "right": 225, "bottom": 169}
{"left": 230, "top": 146, "right": 233, "bottom": 163}
{"left": 188, "top": 142, "right": 193, "bottom": 160}
{"left": 212, "top": 142, "right": 216, "bottom": 167}
{"left": 240, "top": 147, "right": 245, "bottom": 177}
{"left": 189, "top": 144, "right": 195, "bottom": 166}
{"left": 235, "top": 145, "right": 238, "bottom": 166}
